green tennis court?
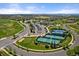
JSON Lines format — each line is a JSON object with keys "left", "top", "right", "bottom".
{"left": 37, "top": 37, "right": 60, "bottom": 44}
{"left": 36, "top": 29, "right": 67, "bottom": 45}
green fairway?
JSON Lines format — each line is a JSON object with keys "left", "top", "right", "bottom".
{"left": 0, "top": 19, "right": 23, "bottom": 38}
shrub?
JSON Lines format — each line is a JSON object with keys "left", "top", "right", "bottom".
{"left": 67, "top": 49, "right": 76, "bottom": 56}
{"left": 45, "top": 45, "right": 49, "bottom": 48}
{"left": 74, "top": 46, "right": 79, "bottom": 55}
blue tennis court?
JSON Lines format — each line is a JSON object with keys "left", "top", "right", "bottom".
{"left": 52, "top": 30, "right": 65, "bottom": 35}
{"left": 45, "top": 35, "right": 64, "bottom": 40}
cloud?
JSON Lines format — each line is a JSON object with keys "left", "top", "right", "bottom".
{"left": 0, "top": 8, "right": 33, "bottom": 14}
{"left": 0, "top": 4, "right": 79, "bottom": 14}
{"left": 47, "top": 9, "right": 79, "bottom": 14}
{"left": 0, "top": 4, "right": 39, "bottom": 14}
{"left": 0, "top": 4, "right": 47, "bottom": 14}
{"left": 26, "top": 6, "right": 39, "bottom": 11}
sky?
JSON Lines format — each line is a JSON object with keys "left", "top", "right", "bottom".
{"left": 0, "top": 3, "right": 79, "bottom": 14}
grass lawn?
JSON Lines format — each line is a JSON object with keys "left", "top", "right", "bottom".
{"left": 16, "top": 37, "right": 53, "bottom": 50}
{"left": 68, "top": 24, "right": 79, "bottom": 33}
{"left": 48, "top": 26, "right": 54, "bottom": 31}
{"left": 48, "top": 25, "right": 64, "bottom": 32}
{"left": 51, "top": 19, "right": 67, "bottom": 24}
{"left": 0, "top": 19, "right": 23, "bottom": 38}
{"left": 60, "top": 36, "right": 72, "bottom": 47}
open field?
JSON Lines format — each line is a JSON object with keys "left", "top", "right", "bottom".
{"left": 0, "top": 19, "right": 23, "bottom": 38}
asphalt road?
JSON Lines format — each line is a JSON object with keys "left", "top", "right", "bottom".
{"left": 6, "top": 44, "right": 67, "bottom": 56}
{"left": 0, "top": 24, "right": 29, "bottom": 49}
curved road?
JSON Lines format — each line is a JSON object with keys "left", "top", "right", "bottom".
{"left": 6, "top": 44, "right": 67, "bottom": 56}
{"left": 0, "top": 24, "right": 79, "bottom": 56}
{"left": 0, "top": 24, "right": 29, "bottom": 49}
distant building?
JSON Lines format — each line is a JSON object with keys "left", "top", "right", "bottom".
{"left": 67, "top": 18, "right": 76, "bottom": 23}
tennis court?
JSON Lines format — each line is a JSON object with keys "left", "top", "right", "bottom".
{"left": 36, "top": 29, "right": 67, "bottom": 45}
{"left": 52, "top": 30, "right": 65, "bottom": 35}
{"left": 37, "top": 37, "right": 60, "bottom": 44}
{"left": 45, "top": 35, "right": 64, "bottom": 40}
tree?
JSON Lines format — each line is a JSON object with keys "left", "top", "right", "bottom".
{"left": 66, "top": 49, "right": 76, "bottom": 56}
{"left": 74, "top": 46, "right": 79, "bottom": 55}
{"left": 13, "top": 34, "right": 16, "bottom": 39}
{"left": 62, "top": 44, "right": 69, "bottom": 50}
{"left": 45, "top": 45, "right": 49, "bottom": 48}
{"left": 50, "top": 42, "right": 54, "bottom": 48}
{"left": 12, "top": 49, "right": 17, "bottom": 56}
{"left": 34, "top": 41, "right": 38, "bottom": 45}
